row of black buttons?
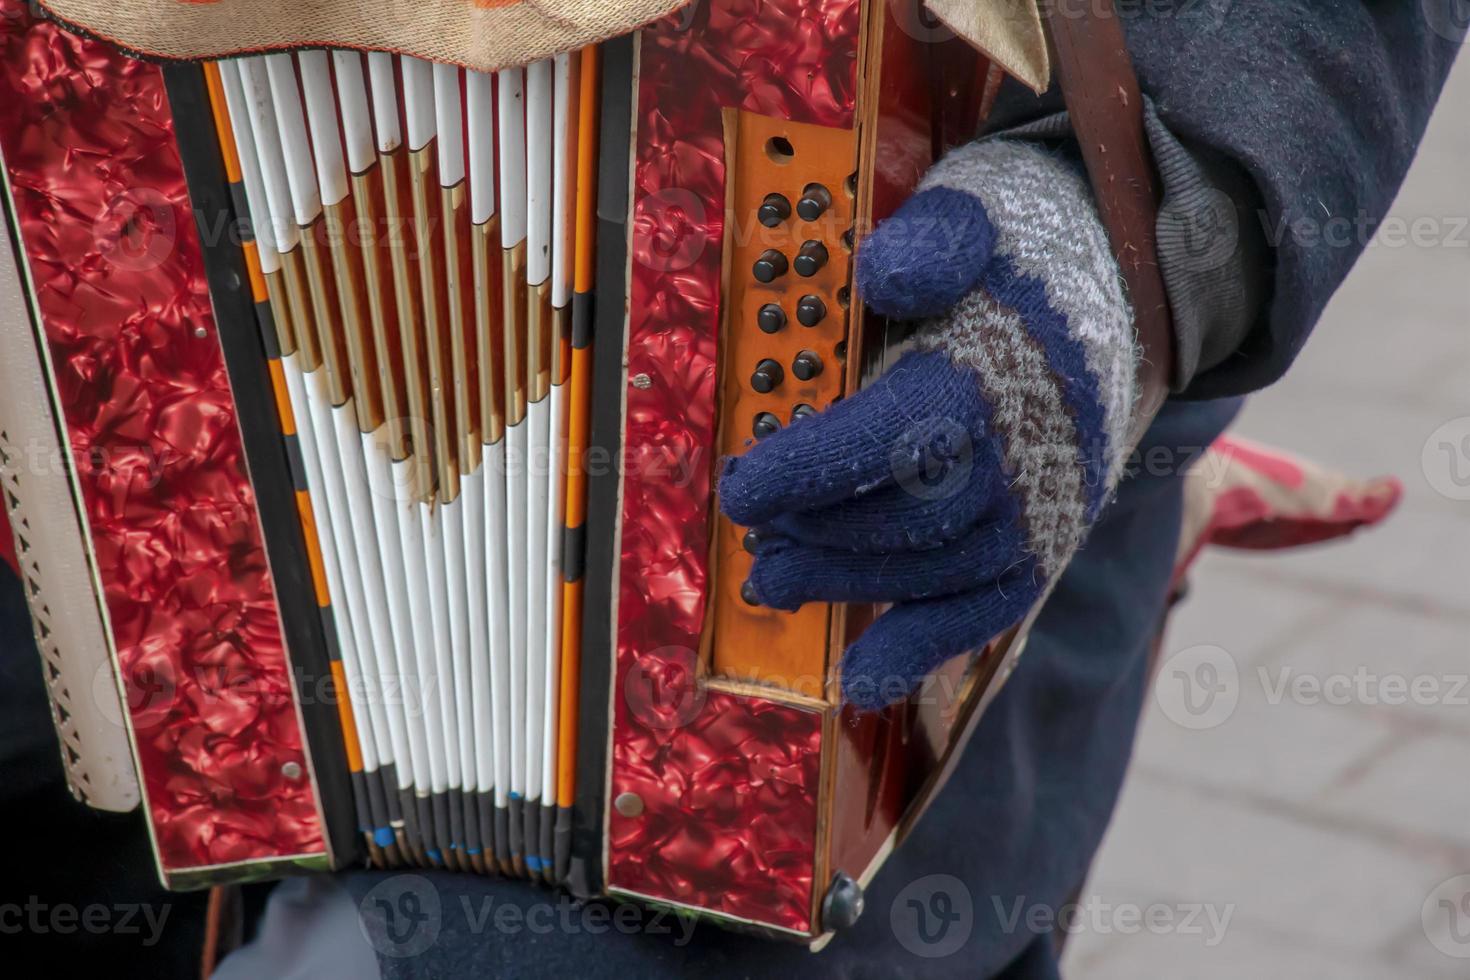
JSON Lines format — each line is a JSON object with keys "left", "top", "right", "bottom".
{"left": 757, "top": 295, "right": 825, "bottom": 333}
{"left": 752, "top": 242, "right": 828, "bottom": 282}
{"left": 750, "top": 351, "right": 823, "bottom": 393}
{"left": 757, "top": 184, "right": 834, "bottom": 227}
{"left": 752, "top": 404, "right": 816, "bottom": 438}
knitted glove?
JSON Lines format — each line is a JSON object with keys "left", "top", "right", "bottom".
{"left": 718, "top": 140, "right": 1139, "bottom": 710}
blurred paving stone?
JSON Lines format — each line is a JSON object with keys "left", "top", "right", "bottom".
{"left": 1317, "top": 733, "right": 1470, "bottom": 845}
{"left": 1070, "top": 776, "right": 1456, "bottom": 959}
{"left": 1067, "top": 900, "right": 1463, "bottom": 980}
{"left": 1265, "top": 601, "right": 1470, "bottom": 736}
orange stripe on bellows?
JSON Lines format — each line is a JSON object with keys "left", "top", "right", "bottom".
{"left": 242, "top": 241, "right": 269, "bottom": 301}
{"left": 330, "top": 660, "right": 365, "bottom": 773}
{"left": 555, "top": 577, "right": 583, "bottom": 806}
{"left": 572, "top": 46, "right": 600, "bottom": 293}
{"left": 563, "top": 345, "right": 592, "bottom": 528}
{"left": 295, "top": 490, "right": 330, "bottom": 606}
{"left": 201, "top": 62, "right": 242, "bottom": 184}
{"left": 270, "top": 359, "right": 296, "bottom": 436}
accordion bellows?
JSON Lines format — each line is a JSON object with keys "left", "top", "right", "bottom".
{"left": 0, "top": 0, "right": 1032, "bottom": 944}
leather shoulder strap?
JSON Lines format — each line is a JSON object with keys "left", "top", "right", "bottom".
{"left": 1043, "top": 1, "right": 1173, "bottom": 440}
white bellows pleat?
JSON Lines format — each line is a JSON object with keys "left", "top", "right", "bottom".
{"left": 216, "top": 46, "right": 577, "bottom": 871}
{"left": 523, "top": 58, "right": 553, "bottom": 830}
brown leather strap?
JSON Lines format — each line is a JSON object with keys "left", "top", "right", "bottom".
{"left": 1043, "top": 0, "right": 1174, "bottom": 443}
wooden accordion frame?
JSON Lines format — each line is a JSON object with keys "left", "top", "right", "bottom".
{"left": 0, "top": 0, "right": 1164, "bottom": 945}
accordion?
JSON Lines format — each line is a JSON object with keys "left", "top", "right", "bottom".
{"left": 0, "top": 0, "right": 1163, "bottom": 945}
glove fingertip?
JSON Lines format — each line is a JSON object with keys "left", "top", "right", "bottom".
{"left": 838, "top": 630, "right": 925, "bottom": 712}
{"left": 854, "top": 186, "right": 996, "bottom": 320}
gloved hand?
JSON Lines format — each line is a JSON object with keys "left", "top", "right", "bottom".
{"left": 718, "top": 139, "right": 1139, "bottom": 710}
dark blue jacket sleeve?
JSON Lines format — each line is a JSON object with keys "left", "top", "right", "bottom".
{"left": 985, "top": 0, "right": 1463, "bottom": 399}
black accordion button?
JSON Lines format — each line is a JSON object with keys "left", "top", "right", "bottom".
{"left": 757, "top": 192, "right": 792, "bottom": 228}
{"left": 796, "top": 294, "right": 826, "bottom": 327}
{"left": 757, "top": 303, "right": 787, "bottom": 334}
{"left": 742, "top": 528, "right": 764, "bottom": 554}
{"left": 791, "top": 350, "right": 823, "bottom": 381}
{"left": 752, "top": 411, "right": 781, "bottom": 438}
{"left": 740, "top": 579, "right": 761, "bottom": 606}
{"left": 794, "top": 241, "right": 828, "bottom": 277}
{"left": 797, "top": 183, "right": 833, "bottom": 222}
{"left": 750, "top": 359, "right": 785, "bottom": 394}
{"left": 753, "top": 249, "right": 788, "bottom": 283}
{"left": 791, "top": 403, "right": 817, "bottom": 423}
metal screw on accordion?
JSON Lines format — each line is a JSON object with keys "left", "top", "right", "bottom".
{"left": 757, "top": 303, "right": 787, "bottom": 334}
{"left": 757, "top": 192, "right": 792, "bottom": 228}
{"left": 192, "top": 325, "right": 208, "bottom": 339}
{"left": 613, "top": 792, "right": 644, "bottom": 818}
{"left": 280, "top": 761, "right": 303, "bottom": 781}
{"left": 750, "top": 358, "right": 784, "bottom": 394}
{"left": 631, "top": 373, "right": 653, "bottom": 390}
{"left": 752, "top": 411, "right": 781, "bottom": 439}
{"left": 791, "top": 350, "right": 823, "bottom": 381}
{"left": 797, "top": 183, "right": 833, "bottom": 222}
{"left": 752, "top": 249, "right": 788, "bottom": 283}
{"left": 822, "top": 871, "right": 865, "bottom": 932}
{"left": 791, "top": 403, "right": 817, "bottom": 423}
{"left": 794, "top": 241, "right": 829, "bottom": 278}
{"left": 796, "top": 294, "right": 826, "bottom": 327}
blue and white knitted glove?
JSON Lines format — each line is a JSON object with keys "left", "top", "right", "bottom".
{"left": 718, "top": 140, "right": 1139, "bottom": 710}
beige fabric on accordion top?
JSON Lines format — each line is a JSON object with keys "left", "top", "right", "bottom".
{"left": 38, "top": 0, "right": 1049, "bottom": 89}
{"left": 37, "top": 0, "right": 689, "bottom": 72}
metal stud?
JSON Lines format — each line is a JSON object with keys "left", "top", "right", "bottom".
{"left": 613, "top": 792, "right": 644, "bottom": 817}
{"left": 281, "top": 761, "right": 303, "bottom": 781}
{"left": 822, "top": 871, "right": 865, "bottom": 931}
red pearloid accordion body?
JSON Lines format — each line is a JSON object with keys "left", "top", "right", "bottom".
{"left": 0, "top": 0, "right": 1032, "bottom": 943}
